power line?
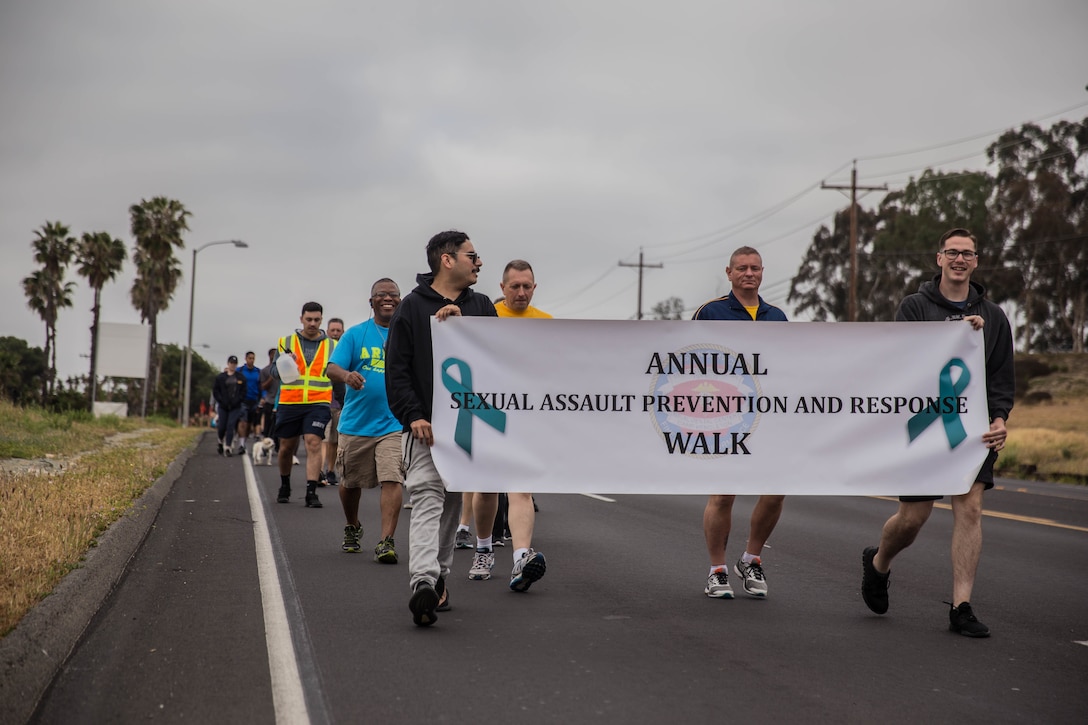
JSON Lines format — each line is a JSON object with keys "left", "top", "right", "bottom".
{"left": 643, "top": 162, "right": 855, "bottom": 258}
{"left": 854, "top": 100, "right": 1088, "bottom": 162}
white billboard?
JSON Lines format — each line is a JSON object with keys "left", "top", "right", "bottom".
{"left": 96, "top": 322, "right": 150, "bottom": 379}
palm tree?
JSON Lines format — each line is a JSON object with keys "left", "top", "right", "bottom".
{"left": 76, "top": 231, "right": 127, "bottom": 406}
{"left": 129, "top": 197, "right": 190, "bottom": 415}
{"left": 22, "top": 222, "right": 77, "bottom": 402}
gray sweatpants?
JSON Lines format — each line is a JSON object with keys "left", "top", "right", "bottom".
{"left": 402, "top": 433, "right": 462, "bottom": 591}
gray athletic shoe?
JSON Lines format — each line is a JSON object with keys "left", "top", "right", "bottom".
{"left": 705, "top": 570, "right": 734, "bottom": 599}
{"left": 468, "top": 548, "right": 495, "bottom": 580}
{"left": 455, "top": 529, "right": 474, "bottom": 549}
{"left": 734, "top": 557, "right": 768, "bottom": 598}
{"left": 509, "top": 549, "right": 546, "bottom": 592}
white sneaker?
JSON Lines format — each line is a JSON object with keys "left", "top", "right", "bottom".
{"left": 705, "top": 570, "right": 734, "bottom": 599}
{"left": 468, "top": 548, "right": 495, "bottom": 580}
{"left": 509, "top": 549, "right": 546, "bottom": 592}
{"left": 734, "top": 557, "right": 768, "bottom": 598}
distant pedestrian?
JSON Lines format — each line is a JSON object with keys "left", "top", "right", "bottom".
{"left": 257, "top": 348, "right": 279, "bottom": 441}
{"left": 235, "top": 351, "right": 261, "bottom": 453}
{"left": 321, "top": 318, "right": 346, "bottom": 486}
{"left": 212, "top": 355, "right": 246, "bottom": 457}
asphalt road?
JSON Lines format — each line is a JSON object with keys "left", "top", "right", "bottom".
{"left": 12, "top": 433, "right": 1088, "bottom": 723}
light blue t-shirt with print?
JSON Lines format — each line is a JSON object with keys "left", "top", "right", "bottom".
{"left": 328, "top": 319, "right": 401, "bottom": 438}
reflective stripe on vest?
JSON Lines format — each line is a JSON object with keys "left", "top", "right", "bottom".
{"left": 277, "top": 334, "right": 333, "bottom": 405}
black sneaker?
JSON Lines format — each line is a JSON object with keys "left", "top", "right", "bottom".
{"left": 947, "top": 601, "right": 990, "bottom": 638}
{"left": 317, "top": 471, "right": 327, "bottom": 487}
{"left": 217, "top": 442, "right": 224, "bottom": 455}
{"left": 225, "top": 446, "right": 232, "bottom": 457}
{"left": 409, "top": 582, "right": 439, "bottom": 626}
{"left": 305, "top": 491, "right": 323, "bottom": 508}
{"left": 277, "top": 486, "right": 291, "bottom": 504}
{"left": 436, "top": 577, "right": 451, "bottom": 612}
{"left": 861, "top": 546, "right": 890, "bottom": 614}
{"left": 325, "top": 470, "right": 338, "bottom": 486}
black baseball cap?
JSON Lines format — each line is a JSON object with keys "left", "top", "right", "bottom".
{"left": 227, "top": 355, "right": 238, "bottom": 363}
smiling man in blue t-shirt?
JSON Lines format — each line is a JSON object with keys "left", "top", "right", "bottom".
{"left": 326, "top": 278, "right": 405, "bottom": 564}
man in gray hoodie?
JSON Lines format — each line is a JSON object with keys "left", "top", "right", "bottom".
{"left": 861, "top": 228, "right": 1014, "bottom": 638}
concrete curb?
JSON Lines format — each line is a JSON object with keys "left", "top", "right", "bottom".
{"left": 0, "top": 432, "right": 203, "bottom": 725}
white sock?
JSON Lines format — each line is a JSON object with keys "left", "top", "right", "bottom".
{"left": 709, "top": 565, "right": 727, "bottom": 576}
{"left": 457, "top": 524, "right": 470, "bottom": 533}
{"left": 742, "top": 552, "right": 760, "bottom": 564}
{"left": 514, "top": 547, "right": 529, "bottom": 561}
{"left": 477, "top": 536, "right": 492, "bottom": 551}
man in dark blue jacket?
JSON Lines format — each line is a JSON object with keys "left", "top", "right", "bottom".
{"left": 693, "top": 246, "right": 788, "bottom": 601}
{"left": 385, "top": 230, "right": 497, "bottom": 626}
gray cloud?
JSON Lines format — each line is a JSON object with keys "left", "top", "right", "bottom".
{"left": 2, "top": 0, "right": 1086, "bottom": 381}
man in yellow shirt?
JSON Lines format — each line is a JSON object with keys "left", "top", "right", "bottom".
{"left": 465, "top": 260, "right": 549, "bottom": 591}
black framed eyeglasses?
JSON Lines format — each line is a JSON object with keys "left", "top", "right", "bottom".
{"left": 940, "top": 249, "right": 977, "bottom": 260}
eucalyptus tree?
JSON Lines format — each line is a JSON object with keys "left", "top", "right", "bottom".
{"left": 788, "top": 205, "right": 878, "bottom": 321}
{"left": 790, "top": 165, "right": 1006, "bottom": 323}
{"left": 21, "top": 221, "right": 77, "bottom": 401}
{"left": 129, "top": 197, "right": 191, "bottom": 414}
{"left": 76, "top": 231, "right": 127, "bottom": 405}
{"left": 988, "top": 118, "right": 1088, "bottom": 352}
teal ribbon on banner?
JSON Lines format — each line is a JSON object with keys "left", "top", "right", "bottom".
{"left": 907, "top": 357, "right": 970, "bottom": 449}
{"left": 441, "top": 357, "right": 506, "bottom": 457}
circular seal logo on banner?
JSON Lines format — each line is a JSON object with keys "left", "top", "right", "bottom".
{"left": 648, "top": 343, "right": 764, "bottom": 458}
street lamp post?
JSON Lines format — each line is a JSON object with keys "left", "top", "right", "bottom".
{"left": 182, "top": 240, "right": 248, "bottom": 426}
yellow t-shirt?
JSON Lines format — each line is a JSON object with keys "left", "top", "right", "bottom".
{"left": 495, "top": 301, "right": 553, "bottom": 319}
{"left": 745, "top": 305, "right": 759, "bottom": 320}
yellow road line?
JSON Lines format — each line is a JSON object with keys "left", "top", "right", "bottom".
{"left": 870, "top": 496, "right": 1088, "bottom": 533}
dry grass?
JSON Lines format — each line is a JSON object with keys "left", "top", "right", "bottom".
{"left": 1002, "top": 399, "right": 1088, "bottom": 482}
{"left": 0, "top": 420, "right": 198, "bottom": 636}
{"left": 1001, "top": 355, "right": 1088, "bottom": 483}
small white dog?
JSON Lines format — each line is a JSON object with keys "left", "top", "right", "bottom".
{"left": 251, "top": 437, "right": 276, "bottom": 466}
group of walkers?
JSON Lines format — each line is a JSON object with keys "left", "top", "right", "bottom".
{"left": 215, "top": 227, "right": 1014, "bottom": 636}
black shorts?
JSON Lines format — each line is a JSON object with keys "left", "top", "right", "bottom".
{"left": 900, "top": 448, "right": 997, "bottom": 502}
{"left": 241, "top": 400, "right": 261, "bottom": 426}
{"left": 274, "top": 404, "right": 332, "bottom": 441}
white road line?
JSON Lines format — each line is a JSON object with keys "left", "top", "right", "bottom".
{"left": 1075, "top": 641, "right": 1088, "bottom": 647}
{"left": 581, "top": 493, "right": 617, "bottom": 503}
{"left": 243, "top": 456, "right": 310, "bottom": 725}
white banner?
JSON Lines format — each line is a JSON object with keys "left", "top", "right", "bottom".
{"left": 429, "top": 319, "right": 990, "bottom": 496}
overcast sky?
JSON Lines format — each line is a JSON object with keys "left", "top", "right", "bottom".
{"left": 2, "top": 0, "right": 1086, "bottom": 382}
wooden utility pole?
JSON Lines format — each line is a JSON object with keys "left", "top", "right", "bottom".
{"left": 821, "top": 161, "right": 887, "bottom": 321}
{"left": 619, "top": 248, "right": 663, "bottom": 320}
